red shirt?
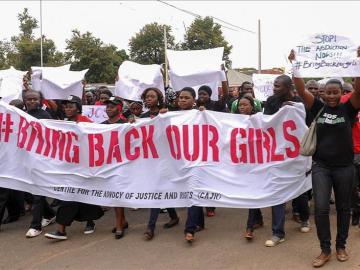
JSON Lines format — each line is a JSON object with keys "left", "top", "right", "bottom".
{"left": 341, "top": 92, "right": 360, "bottom": 154}
{"left": 75, "top": 114, "right": 93, "bottom": 123}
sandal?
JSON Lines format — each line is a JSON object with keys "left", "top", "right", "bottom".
{"left": 144, "top": 230, "right": 154, "bottom": 240}
{"left": 185, "top": 232, "right": 194, "bottom": 243}
{"left": 115, "top": 230, "right": 124, "bottom": 239}
{"left": 112, "top": 222, "right": 129, "bottom": 233}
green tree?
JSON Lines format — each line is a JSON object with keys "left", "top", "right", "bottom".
{"left": 65, "top": 29, "right": 128, "bottom": 83}
{"left": 182, "top": 16, "right": 233, "bottom": 68}
{"left": 3, "top": 8, "right": 64, "bottom": 70}
{"left": 129, "top": 22, "right": 175, "bottom": 65}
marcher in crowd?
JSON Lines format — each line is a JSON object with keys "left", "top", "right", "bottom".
{"left": 102, "top": 97, "right": 129, "bottom": 239}
{"left": 22, "top": 91, "right": 56, "bottom": 238}
{"left": 45, "top": 95, "right": 104, "bottom": 240}
{"left": 289, "top": 47, "right": 360, "bottom": 267}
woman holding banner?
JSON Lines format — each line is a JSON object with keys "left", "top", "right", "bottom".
{"left": 101, "top": 97, "right": 128, "bottom": 239}
{"left": 139, "top": 87, "right": 180, "bottom": 241}
{"left": 232, "top": 95, "right": 263, "bottom": 240}
{"left": 45, "top": 95, "right": 104, "bottom": 240}
{"left": 289, "top": 47, "right": 360, "bottom": 267}
{"left": 167, "top": 86, "right": 205, "bottom": 243}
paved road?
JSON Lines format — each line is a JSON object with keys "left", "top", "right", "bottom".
{"left": 1, "top": 205, "right": 360, "bottom": 270}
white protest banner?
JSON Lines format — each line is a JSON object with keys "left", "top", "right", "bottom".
{"left": 41, "top": 67, "right": 88, "bottom": 99}
{"left": 167, "top": 47, "right": 226, "bottom": 100}
{"left": 0, "top": 67, "right": 26, "bottom": 103}
{"left": 292, "top": 34, "right": 360, "bottom": 78}
{"left": 0, "top": 101, "right": 311, "bottom": 208}
{"left": 82, "top": 105, "right": 108, "bottom": 123}
{"left": 252, "top": 74, "right": 279, "bottom": 101}
{"left": 31, "top": 65, "right": 71, "bottom": 92}
{"left": 114, "top": 61, "right": 164, "bottom": 101}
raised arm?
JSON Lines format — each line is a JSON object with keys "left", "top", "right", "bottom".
{"left": 288, "top": 50, "right": 315, "bottom": 110}
{"left": 218, "top": 64, "right": 229, "bottom": 106}
{"left": 349, "top": 47, "right": 360, "bottom": 110}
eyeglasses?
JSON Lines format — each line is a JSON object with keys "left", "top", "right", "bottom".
{"left": 307, "top": 87, "right": 318, "bottom": 90}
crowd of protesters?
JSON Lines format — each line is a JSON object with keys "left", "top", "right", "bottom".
{"left": 0, "top": 47, "right": 360, "bottom": 268}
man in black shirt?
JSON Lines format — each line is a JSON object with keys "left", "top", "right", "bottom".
{"left": 262, "top": 75, "right": 310, "bottom": 246}
{"left": 23, "top": 91, "right": 56, "bottom": 238}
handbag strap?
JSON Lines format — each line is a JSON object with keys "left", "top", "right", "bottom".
{"left": 313, "top": 106, "right": 324, "bottom": 123}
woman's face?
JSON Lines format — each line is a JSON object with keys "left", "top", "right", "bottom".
{"left": 324, "top": 83, "right": 342, "bottom": 107}
{"left": 130, "top": 104, "right": 142, "bottom": 116}
{"left": 99, "top": 93, "right": 110, "bottom": 104}
{"left": 178, "top": 91, "right": 195, "bottom": 110}
{"left": 144, "top": 90, "right": 159, "bottom": 108}
{"left": 198, "top": 90, "right": 210, "bottom": 103}
{"left": 64, "top": 103, "right": 78, "bottom": 119}
{"left": 238, "top": 98, "right": 253, "bottom": 115}
{"left": 106, "top": 103, "right": 119, "bottom": 118}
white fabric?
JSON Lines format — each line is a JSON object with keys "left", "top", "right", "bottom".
{"left": 167, "top": 48, "right": 226, "bottom": 92}
{"left": 292, "top": 34, "right": 360, "bottom": 78}
{"left": 252, "top": 74, "right": 280, "bottom": 101}
{"left": 0, "top": 67, "right": 26, "bottom": 103}
{"left": 41, "top": 67, "right": 88, "bottom": 99}
{"left": 0, "top": 101, "right": 311, "bottom": 208}
{"left": 82, "top": 105, "right": 108, "bottom": 123}
{"left": 114, "top": 61, "right": 164, "bottom": 102}
{"left": 31, "top": 65, "right": 71, "bottom": 92}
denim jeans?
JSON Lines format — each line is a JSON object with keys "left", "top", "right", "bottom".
{"left": 312, "top": 162, "right": 354, "bottom": 254}
{"left": 147, "top": 208, "right": 178, "bottom": 232}
{"left": 246, "top": 209, "right": 263, "bottom": 231}
{"left": 30, "top": 196, "right": 55, "bottom": 230}
{"left": 184, "top": 206, "right": 204, "bottom": 234}
{"left": 292, "top": 191, "right": 310, "bottom": 222}
{"left": 271, "top": 204, "right": 285, "bottom": 238}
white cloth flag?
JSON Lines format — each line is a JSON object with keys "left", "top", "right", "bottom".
{"left": 31, "top": 65, "right": 71, "bottom": 92}
{"left": 167, "top": 47, "right": 226, "bottom": 100}
{"left": 0, "top": 67, "right": 26, "bottom": 103}
{"left": 292, "top": 34, "right": 360, "bottom": 78}
{"left": 252, "top": 74, "right": 280, "bottom": 101}
{"left": 0, "top": 101, "right": 311, "bottom": 208}
{"left": 114, "top": 61, "right": 164, "bottom": 101}
{"left": 41, "top": 67, "right": 88, "bottom": 99}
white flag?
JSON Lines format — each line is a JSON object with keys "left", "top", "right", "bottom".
{"left": 0, "top": 66, "right": 27, "bottom": 103}
{"left": 114, "top": 61, "right": 164, "bottom": 101}
{"left": 41, "top": 67, "right": 88, "bottom": 99}
{"left": 167, "top": 47, "right": 226, "bottom": 99}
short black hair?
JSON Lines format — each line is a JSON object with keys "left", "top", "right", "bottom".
{"left": 100, "top": 89, "right": 113, "bottom": 98}
{"left": 325, "top": 79, "right": 343, "bottom": 91}
{"left": 180, "top": 87, "right": 196, "bottom": 98}
{"left": 276, "top": 75, "right": 293, "bottom": 90}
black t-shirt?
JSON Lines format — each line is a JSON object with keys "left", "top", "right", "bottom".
{"left": 101, "top": 119, "right": 126, "bottom": 124}
{"left": 197, "top": 99, "right": 226, "bottom": 112}
{"left": 27, "top": 108, "right": 52, "bottom": 120}
{"left": 311, "top": 98, "right": 357, "bottom": 167}
{"left": 140, "top": 110, "right": 159, "bottom": 118}
{"left": 264, "top": 95, "right": 312, "bottom": 126}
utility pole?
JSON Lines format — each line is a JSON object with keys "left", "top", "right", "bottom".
{"left": 257, "top": 19, "right": 261, "bottom": 74}
{"left": 40, "top": 0, "right": 43, "bottom": 67}
{"left": 163, "top": 26, "right": 169, "bottom": 87}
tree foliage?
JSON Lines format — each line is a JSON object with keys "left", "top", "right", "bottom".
{"left": 65, "top": 30, "right": 128, "bottom": 83}
{"left": 1, "top": 8, "right": 64, "bottom": 70}
{"left": 182, "top": 16, "right": 233, "bottom": 67}
{"left": 129, "top": 23, "right": 175, "bottom": 65}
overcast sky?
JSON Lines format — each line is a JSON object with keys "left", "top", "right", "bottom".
{"left": 1, "top": 1, "right": 360, "bottom": 69}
